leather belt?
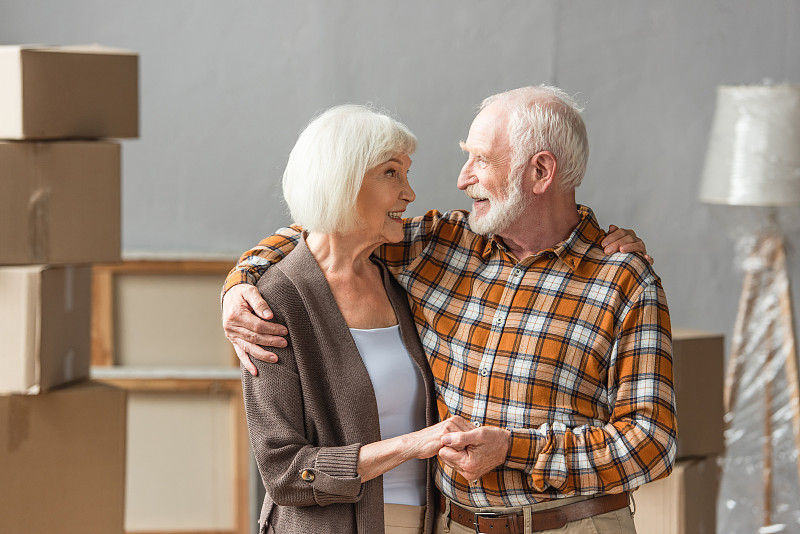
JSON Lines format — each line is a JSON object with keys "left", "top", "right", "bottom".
{"left": 438, "top": 492, "right": 630, "bottom": 533}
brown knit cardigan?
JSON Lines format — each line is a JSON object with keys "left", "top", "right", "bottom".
{"left": 242, "top": 239, "right": 437, "bottom": 534}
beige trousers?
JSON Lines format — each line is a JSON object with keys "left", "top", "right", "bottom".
{"left": 385, "top": 503, "right": 426, "bottom": 534}
{"left": 434, "top": 495, "right": 637, "bottom": 534}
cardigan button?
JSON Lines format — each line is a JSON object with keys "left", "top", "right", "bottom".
{"left": 301, "top": 470, "right": 315, "bottom": 482}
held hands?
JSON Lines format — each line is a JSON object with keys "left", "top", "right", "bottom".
{"left": 406, "top": 416, "right": 475, "bottom": 460}
{"left": 602, "top": 225, "right": 654, "bottom": 265}
{"left": 222, "top": 284, "right": 288, "bottom": 374}
{"left": 438, "top": 424, "right": 512, "bottom": 482}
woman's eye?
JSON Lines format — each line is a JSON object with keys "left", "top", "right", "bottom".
{"left": 386, "top": 169, "right": 397, "bottom": 177}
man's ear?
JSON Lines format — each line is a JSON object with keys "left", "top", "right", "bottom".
{"left": 529, "top": 151, "right": 557, "bottom": 195}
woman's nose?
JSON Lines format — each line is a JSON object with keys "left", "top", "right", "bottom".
{"left": 403, "top": 179, "right": 416, "bottom": 202}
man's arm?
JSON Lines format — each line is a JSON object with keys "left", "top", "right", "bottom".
{"left": 222, "top": 224, "right": 304, "bottom": 294}
{"left": 222, "top": 226, "right": 302, "bottom": 373}
{"left": 223, "top": 220, "right": 653, "bottom": 374}
{"left": 439, "top": 278, "right": 676, "bottom": 494}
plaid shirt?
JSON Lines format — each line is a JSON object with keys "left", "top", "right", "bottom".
{"left": 224, "top": 205, "right": 676, "bottom": 507}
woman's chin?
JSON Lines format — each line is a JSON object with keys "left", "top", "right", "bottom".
{"left": 382, "top": 229, "right": 405, "bottom": 244}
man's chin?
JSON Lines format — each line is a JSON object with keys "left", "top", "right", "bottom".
{"left": 468, "top": 212, "right": 497, "bottom": 236}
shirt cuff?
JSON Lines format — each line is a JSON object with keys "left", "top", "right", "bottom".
{"left": 504, "top": 427, "right": 540, "bottom": 471}
{"left": 220, "top": 269, "right": 259, "bottom": 304}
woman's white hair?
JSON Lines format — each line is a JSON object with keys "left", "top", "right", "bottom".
{"left": 481, "top": 85, "right": 589, "bottom": 190}
{"left": 283, "top": 104, "right": 416, "bottom": 234}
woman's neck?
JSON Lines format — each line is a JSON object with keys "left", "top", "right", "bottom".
{"left": 305, "top": 231, "right": 397, "bottom": 329}
{"left": 305, "top": 231, "right": 380, "bottom": 277}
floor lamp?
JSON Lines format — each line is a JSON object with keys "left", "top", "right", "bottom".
{"left": 700, "top": 85, "right": 800, "bottom": 532}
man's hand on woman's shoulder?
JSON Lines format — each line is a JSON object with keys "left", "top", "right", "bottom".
{"left": 222, "top": 284, "right": 288, "bottom": 375}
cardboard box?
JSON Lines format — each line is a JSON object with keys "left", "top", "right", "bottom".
{"left": 0, "top": 140, "right": 121, "bottom": 265}
{"left": 125, "top": 389, "right": 238, "bottom": 531}
{"left": 0, "top": 44, "right": 138, "bottom": 139}
{"left": 0, "top": 381, "right": 126, "bottom": 534}
{"left": 633, "top": 456, "right": 719, "bottom": 534}
{"left": 0, "top": 265, "right": 91, "bottom": 394}
{"left": 672, "top": 328, "right": 725, "bottom": 458}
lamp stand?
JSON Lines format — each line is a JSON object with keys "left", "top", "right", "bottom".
{"left": 723, "top": 232, "right": 800, "bottom": 527}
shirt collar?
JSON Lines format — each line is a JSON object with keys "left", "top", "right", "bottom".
{"left": 553, "top": 205, "right": 604, "bottom": 271}
{"left": 482, "top": 205, "right": 604, "bottom": 270}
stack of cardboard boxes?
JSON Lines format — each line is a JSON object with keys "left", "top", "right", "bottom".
{"left": 634, "top": 328, "right": 726, "bottom": 534}
{"left": 0, "top": 45, "right": 138, "bottom": 534}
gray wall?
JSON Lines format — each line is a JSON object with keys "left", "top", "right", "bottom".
{"left": 3, "top": 0, "right": 800, "bottom": 348}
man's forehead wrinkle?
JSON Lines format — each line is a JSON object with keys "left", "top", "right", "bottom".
{"left": 461, "top": 136, "right": 488, "bottom": 155}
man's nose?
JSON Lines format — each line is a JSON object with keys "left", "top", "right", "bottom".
{"left": 457, "top": 162, "right": 474, "bottom": 190}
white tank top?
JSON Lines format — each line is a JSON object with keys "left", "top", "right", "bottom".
{"left": 349, "top": 325, "right": 427, "bottom": 506}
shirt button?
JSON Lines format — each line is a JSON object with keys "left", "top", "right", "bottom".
{"left": 512, "top": 268, "right": 523, "bottom": 278}
{"left": 479, "top": 368, "right": 489, "bottom": 377}
{"left": 472, "top": 421, "right": 481, "bottom": 427}
{"left": 301, "top": 470, "right": 315, "bottom": 482}
{"left": 493, "top": 315, "right": 503, "bottom": 325}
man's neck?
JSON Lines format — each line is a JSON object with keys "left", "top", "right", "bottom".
{"left": 497, "top": 197, "right": 581, "bottom": 260}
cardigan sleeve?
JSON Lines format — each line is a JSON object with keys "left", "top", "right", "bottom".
{"left": 241, "top": 360, "right": 365, "bottom": 507}
{"left": 240, "top": 270, "right": 366, "bottom": 507}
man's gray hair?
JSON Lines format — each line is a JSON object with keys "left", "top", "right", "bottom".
{"left": 481, "top": 85, "right": 589, "bottom": 190}
{"left": 283, "top": 105, "right": 416, "bottom": 234}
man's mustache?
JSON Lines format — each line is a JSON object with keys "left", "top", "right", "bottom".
{"left": 465, "top": 184, "right": 493, "bottom": 201}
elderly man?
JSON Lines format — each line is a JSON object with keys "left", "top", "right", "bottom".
{"left": 222, "top": 86, "right": 676, "bottom": 533}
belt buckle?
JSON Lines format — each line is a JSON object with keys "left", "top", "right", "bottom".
{"left": 473, "top": 511, "right": 503, "bottom": 534}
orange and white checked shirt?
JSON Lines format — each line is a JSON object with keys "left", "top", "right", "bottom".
{"left": 224, "top": 205, "right": 677, "bottom": 507}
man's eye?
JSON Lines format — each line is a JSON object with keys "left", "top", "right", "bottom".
{"left": 386, "top": 169, "right": 397, "bottom": 177}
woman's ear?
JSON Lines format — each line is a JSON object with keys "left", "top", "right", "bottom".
{"left": 529, "top": 151, "right": 557, "bottom": 195}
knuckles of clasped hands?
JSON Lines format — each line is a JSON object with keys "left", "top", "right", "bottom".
{"left": 434, "top": 415, "right": 511, "bottom": 482}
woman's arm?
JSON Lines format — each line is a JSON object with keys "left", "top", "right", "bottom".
{"left": 357, "top": 416, "right": 474, "bottom": 483}
{"left": 242, "top": 357, "right": 365, "bottom": 507}
{"left": 245, "top": 354, "right": 474, "bottom": 504}
{"left": 242, "top": 267, "right": 471, "bottom": 505}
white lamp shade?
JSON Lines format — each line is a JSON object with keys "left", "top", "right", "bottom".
{"left": 699, "top": 85, "right": 800, "bottom": 206}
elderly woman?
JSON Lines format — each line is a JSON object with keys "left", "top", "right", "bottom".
{"left": 241, "top": 105, "right": 471, "bottom": 534}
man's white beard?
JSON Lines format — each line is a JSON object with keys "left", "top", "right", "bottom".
{"left": 467, "top": 167, "right": 526, "bottom": 236}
